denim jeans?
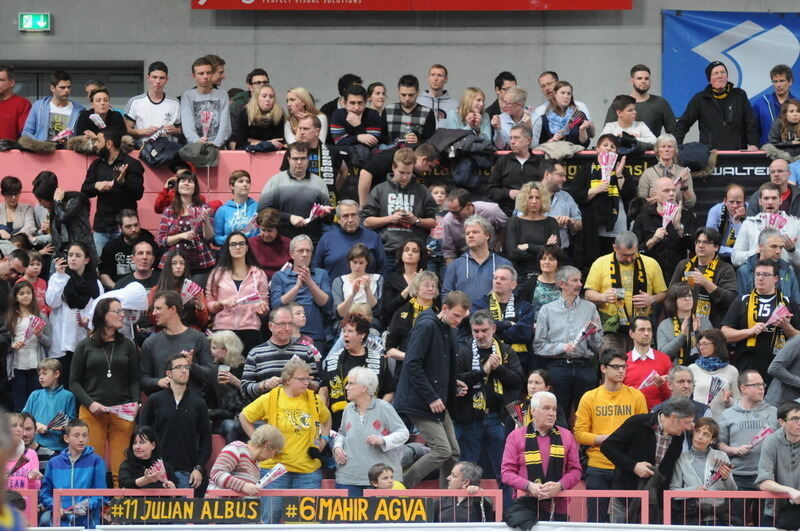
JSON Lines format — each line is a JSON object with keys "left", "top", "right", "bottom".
{"left": 454, "top": 413, "right": 505, "bottom": 479}
{"left": 260, "top": 468, "right": 322, "bottom": 524}
{"left": 585, "top": 466, "right": 615, "bottom": 523}
{"left": 174, "top": 470, "right": 192, "bottom": 489}
{"left": 93, "top": 230, "right": 120, "bottom": 257}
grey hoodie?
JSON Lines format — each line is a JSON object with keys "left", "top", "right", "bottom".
{"left": 417, "top": 90, "right": 458, "bottom": 128}
{"left": 718, "top": 399, "right": 778, "bottom": 476}
{"left": 755, "top": 427, "right": 800, "bottom": 516}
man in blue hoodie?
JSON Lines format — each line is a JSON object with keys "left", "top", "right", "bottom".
{"left": 21, "top": 71, "right": 83, "bottom": 141}
{"left": 752, "top": 64, "right": 798, "bottom": 146}
{"left": 40, "top": 419, "right": 107, "bottom": 528}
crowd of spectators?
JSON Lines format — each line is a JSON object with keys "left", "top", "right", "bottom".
{"left": 1, "top": 55, "right": 800, "bottom": 528}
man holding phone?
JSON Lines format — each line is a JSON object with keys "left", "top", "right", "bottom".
{"left": 362, "top": 147, "right": 438, "bottom": 275}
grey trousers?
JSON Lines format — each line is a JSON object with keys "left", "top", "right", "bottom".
{"left": 404, "top": 412, "right": 460, "bottom": 488}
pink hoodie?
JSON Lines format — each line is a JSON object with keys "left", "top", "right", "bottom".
{"left": 206, "top": 266, "right": 269, "bottom": 331}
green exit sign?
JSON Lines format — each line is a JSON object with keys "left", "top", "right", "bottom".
{"left": 18, "top": 13, "right": 51, "bottom": 32}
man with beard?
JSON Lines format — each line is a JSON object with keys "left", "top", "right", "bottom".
{"left": 98, "top": 209, "right": 157, "bottom": 288}
{"left": 80, "top": 131, "right": 145, "bottom": 255}
{"left": 603, "top": 64, "right": 676, "bottom": 136}
{"left": 114, "top": 240, "right": 160, "bottom": 290}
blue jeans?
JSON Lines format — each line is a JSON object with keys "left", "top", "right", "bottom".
{"left": 547, "top": 360, "right": 597, "bottom": 420}
{"left": 585, "top": 466, "right": 615, "bottom": 523}
{"left": 260, "top": 468, "right": 322, "bottom": 524}
{"left": 174, "top": 470, "right": 192, "bottom": 489}
{"left": 335, "top": 483, "right": 364, "bottom": 497}
{"left": 93, "top": 230, "right": 120, "bottom": 257}
{"left": 454, "top": 413, "right": 505, "bottom": 479}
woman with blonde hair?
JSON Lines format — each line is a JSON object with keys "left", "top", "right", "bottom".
{"left": 209, "top": 330, "right": 246, "bottom": 443}
{"left": 209, "top": 424, "right": 285, "bottom": 495}
{"left": 232, "top": 84, "right": 286, "bottom": 150}
{"left": 283, "top": 87, "right": 328, "bottom": 143}
{"left": 504, "top": 181, "right": 560, "bottom": 277}
{"left": 442, "top": 87, "right": 492, "bottom": 140}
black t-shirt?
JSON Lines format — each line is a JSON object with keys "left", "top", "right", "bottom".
{"left": 361, "top": 148, "right": 396, "bottom": 190}
{"left": 114, "top": 270, "right": 161, "bottom": 290}
{"left": 721, "top": 292, "right": 800, "bottom": 379}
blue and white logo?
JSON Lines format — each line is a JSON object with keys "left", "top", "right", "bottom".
{"left": 663, "top": 10, "right": 800, "bottom": 115}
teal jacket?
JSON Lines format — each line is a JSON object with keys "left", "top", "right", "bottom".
{"left": 41, "top": 446, "right": 107, "bottom": 528}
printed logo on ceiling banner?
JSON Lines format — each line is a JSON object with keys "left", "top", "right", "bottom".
{"left": 662, "top": 10, "right": 800, "bottom": 116}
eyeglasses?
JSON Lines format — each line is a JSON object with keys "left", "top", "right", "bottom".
{"left": 785, "top": 416, "right": 800, "bottom": 423}
{"left": 251, "top": 80, "right": 269, "bottom": 86}
{"left": 169, "top": 364, "right": 191, "bottom": 371}
{"left": 606, "top": 363, "right": 627, "bottom": 370}
{"left": 697, "top": 341, "right": 713, "bottom": 347}
{"left": 292, "top": 377, "right": 314, "bottom": 383}
{"left": 755, "top": 272, "right": 777, "bottom": 278}
{"left": 229, "top": 241, "right": 247, "bottom": 248}
{"left": 742, "top": 382, "right": 766, "bottom": 388}
{"left": 270, "top": 321, "right": 293, "bottom": 328}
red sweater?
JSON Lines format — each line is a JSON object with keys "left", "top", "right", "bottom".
{"left": 624, "top": 349, "right": 672, "bottom": 410}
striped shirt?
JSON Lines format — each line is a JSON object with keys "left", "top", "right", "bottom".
{"left": 209, "top": 441, "right": 259, "bottom": 492}
{"left": 241, "top": 339, "right": 319, "bottom": 401}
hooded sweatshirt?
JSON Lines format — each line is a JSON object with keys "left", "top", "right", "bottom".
{"left": 417, "top": 90, "right": 459, "bottom": 128}
{"left": 213, "top": 197, "right": 258, "bottom": 246}
{"left": 756, "top": 427, "right": 800, "bottom": 516}
{"left": 40, "top": 446, "right": 107, "bottom": 528}
{"left": 717, "top": 399, "right": 778, "bottom": 476}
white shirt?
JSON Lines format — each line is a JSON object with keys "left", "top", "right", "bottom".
{"left": 125, "top": 93, "right": 181, "bottom": 135}
{"left": 631, "top": 347, "right": 655, "bottom": 362}
{"left": 600, "top": 121, "right": 657, "bottom": 145}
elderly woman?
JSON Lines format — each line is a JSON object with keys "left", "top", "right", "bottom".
{"left": 385, "top": 271, "right": 439, "bottom": 365}
{"left": 657, "top": 282, "right": 712, "bottom": 365}
{"left": 501, "top": 391, "right": 582, "bottom": 528}
{"left": 239, "top": 358, "right": 331, "bottom": 524}
{"left": 209, "top": 331, "right": 246, "bottom": 443}
{"left": 283, "top": 87, "right": 328, "bottom": 144}
{"left": 638, "top": 134, "right": 695, "bottom": 209}
{"left": 442, "top": 87, "right": 492, "bottom": 140}
{"left": 332, "top": 366, "right": 409, "bottom": 497}
{"left": 209, "top": 424, "right": 285, "bottom": 495}
{"left": 505, "top": 181, "right": 560, "bottom": 278}
{"left": 688, "top": 329, "right": 740, "bottom": 418}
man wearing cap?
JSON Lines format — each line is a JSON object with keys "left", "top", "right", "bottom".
{"left": 674, "top": 61, "right": 759, "bottom": 151}
{"left": 125, "top": 61, "right": 182, "bottom": 143}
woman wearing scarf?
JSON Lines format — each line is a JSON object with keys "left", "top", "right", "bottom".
{"left": 45, "top": 241, "right": 104, "bottom": 387}
{"left": 502, "top": 391, "right": 581, "bottom": 528}
{"left": 571, "top": 134, "right": 634, "bottom": 268}
{"left": 537, "top": 81, "right": 593, "bottom": 147}
{"left": 637, "top": 134, "right": 696, "bottom": 209}
{"left": 657, "top": 283, "right": 712, "bottom": 365}
{"left": 688, "top": 329, "right": 740, "bottom": 418}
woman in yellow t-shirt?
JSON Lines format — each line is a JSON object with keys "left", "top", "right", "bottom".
{"left": 240, "top": 358, "right": 331, "bottom": 524}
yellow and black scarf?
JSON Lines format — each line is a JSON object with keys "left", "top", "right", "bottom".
{"left": 470, "top": 338, "right": 507, "bottom": 411}
{"left": 683, "top": 255, "right": 718, "bottom": 318}
{"left": 489, "top": 292, "right": 528, "bottom": 354}
{"left": 672, "top": 316, "right": 696, "bottom": 366}
{"left": 590, "top": 162, "right": 622, "bottom": 231}
{"left": 746, "top": 289, "right": 788, "bottom": 352}
{"left": 409, "top": 297, "right": 430, "bottom": 322}
{"left": 716, "top": 204, "right": 737, "bottom": 247}
{"left": 609, "top": 253, "right": 648, "bottom": 326}
{"left": 525, "top": 424, "right": 564, "bottom": 484}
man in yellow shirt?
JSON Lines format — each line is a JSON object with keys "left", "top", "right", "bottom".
{"left": 584, "top": 231, "right": 667, "bottom": 352}
{"left": 573, "top": 351, "right": 648, "bottom": 523}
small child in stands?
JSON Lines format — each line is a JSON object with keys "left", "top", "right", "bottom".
{"left": 368, "top": 463, "right": 405, "bottom": 490}
{"left": 426, "top": 183, "right": 447, "bottom": 278}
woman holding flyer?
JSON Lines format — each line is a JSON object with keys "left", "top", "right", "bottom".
{"left": 206, "top": 231, "right": 269, "bottom": 357}
{"left": 688, "top": 329, "right": 740, "bottom": 418}
{"left": 147, "top": 250, "right": 209, "bottom": 331}
{"left": 119, "top": 426, "right": 178, "bottom": 489}
{"left": 213, "top": 170, "right": 259, "bottom": 246}
{"left": 208, "top": 424, "right": 284, "bottom": 495}
{"left": 70, "top": 297, "right": 140, "bottom": 487}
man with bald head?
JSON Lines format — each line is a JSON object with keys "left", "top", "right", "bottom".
{"left": 746, "top": 159, "right": 800, "bottom": 217}
{"left": 632, "top": 176, "right": 696, "bottom": 278}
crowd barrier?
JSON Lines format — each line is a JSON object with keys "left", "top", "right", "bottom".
{"left": 663, "top": 489, "right": 790, "bottom": 527}
{"left": 0, "top": 148, "right": 772, "bottom": 232}
{"left": 51, "top": 489, "right": 194, "bottom": 528}
{"left": 364, "top": 488, "right": 503, "bottom": 523}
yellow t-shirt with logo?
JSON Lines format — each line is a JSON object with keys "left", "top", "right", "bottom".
{"left": 241, "top": 390, "right": 331, "bottom": 474}
{"left": 584, "top": 252, "right": 667, "bottom": 318}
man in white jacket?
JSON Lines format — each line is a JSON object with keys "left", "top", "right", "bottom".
{"left": 732, "top": 182, "right": 800, "bottom": 268}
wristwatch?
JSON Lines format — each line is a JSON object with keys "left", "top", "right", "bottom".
{"left": 193, "top": 465, "right": 203, "bottom": 472}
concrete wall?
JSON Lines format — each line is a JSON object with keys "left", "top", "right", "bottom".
{"left": 1, "top": 0, "right": 796, "bottom": 136}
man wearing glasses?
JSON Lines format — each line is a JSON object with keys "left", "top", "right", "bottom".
{"left": 491, "top": 86, "right": 532, "bottom": 150}
{"left": 718, "top": 370, "right": 778, "bottom": 526}
{"left": 705, "top": 183, "right": 746, "bottom": 261}
{"left": 486, "top": 71, "right": 516, "bottom": 120}
{"left": 745, "top": 158, "right": 800, "bottom": 217}
{"left": 733, "top": 181, "right": 800, "bottom": 268}
{"left": 486, "top": 124, "right": 539, "bottom": 217}
{"left": 228, "top": 68, "right": 269, "bottom": 117}
{"left": 441, "top": 187, "right": 507, "bottom": 262}
{"left": 722, "top": 259, "right": 800, "bottom": 383}
{"left": 573, "top": 350, "right": 647, "bottom": 522}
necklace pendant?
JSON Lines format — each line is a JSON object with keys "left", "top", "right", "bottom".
{"left": 107, "top": 370, "right": 112, "bottom": 378}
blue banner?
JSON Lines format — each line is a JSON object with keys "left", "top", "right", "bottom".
{"left": 662, "top": 10, "right": 800, "bottom": 115}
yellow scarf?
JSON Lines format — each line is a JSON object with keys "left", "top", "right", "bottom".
{"left": 488, "top": 292, "right": 528, "bottom": 353}
{"left": 745, "top": 290, "right": 787, "bottom": 351}
{"left": 590, "top": 162, "right": 620, "bottom": 197}
{"left": 683, "top": 255, "right": 718, "bottom": 318}
{"left": 672, "top": 316, "right": 695, "bottom": 366}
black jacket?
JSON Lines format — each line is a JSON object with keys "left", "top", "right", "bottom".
{"left": 393, "top": 309, "right": 458, "bottom": 421}
{"left": 632, "top": 203, "right": 696, "bottom": 279}
{"left": 118, "top": 454, "right": 179, "bottom": 488}
{"left": 486, "top": 152, "right": 540, "bottom": 216}
{"left": 81, "top": 152, "right": 145, "bottom": 233}
{"left": 51, "top": 191, "right": 96, "bottom": 260}
{"left": 674, "top": 84, "right": 759, "bottom": 150}
{"left": 139, "top": 388, "right": 211, "bottom": 473}
{"left": 600, "top": 412, "right": 684, "bottom": 492}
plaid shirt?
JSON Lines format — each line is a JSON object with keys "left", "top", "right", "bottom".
{"left": 383, "top": 102, "right": 434, "bottom": 143}
{"left": 653, "top": 414, "right": 674, "bottom": 466}
{"left": 157, "top": 204, "right": 216, "bottom": 270}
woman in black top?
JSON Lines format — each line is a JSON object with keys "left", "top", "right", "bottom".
{"left": 381, "top": 238, "right": 428, "bottom": 326}
{"left": 232, "top": 85, "right": 286, "bottom": 150}
{"left": 504, "top": 181, "right": 560, "bottom": 277}
{"left": 119, "top": 425, "right": 178, "bottom": 489}
{"left": 74, "top": 88, "right": 127, "bottom": 139}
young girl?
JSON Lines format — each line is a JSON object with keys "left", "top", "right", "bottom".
{"left": 669, "top": 417, "right": 737, "bottom": 525}
{"left": 5, "top": 413, "right": 42, "bottom": 490}
{"left": 768, "top": 98, "right": 800, "bottom": 146}
{"left": 18, "top": 251, "right": 49, "bottom": 316}
{"left": 45, "top": 241, "right": 104, "bottom": 386}
{"left": 118, "top": 426, "right": 177, "bottom": 489}
{"left": 8, "top": 281, "right": 50, "bottom": 412}
{"left": 148, "top": 249, "right": 209, "bottom": 331}
{"left": 332, "top": 243, "right": 383, "bottom": 318}
{"left": 426, "top": 184, "right": 447, "bottom": 278}
{"left": 539, "top": 81, "right": 593, "bottom": 146}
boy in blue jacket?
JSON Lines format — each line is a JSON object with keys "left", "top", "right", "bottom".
{"left": 22, "top": 358, "right": 77, "bottom": 451}
{"left": 40, "top": 419, "right": 107, "bottom": 528}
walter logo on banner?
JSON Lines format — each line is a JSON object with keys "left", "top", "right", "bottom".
{"left": 663, "top": 10, "right": 800, "bottom": 116}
